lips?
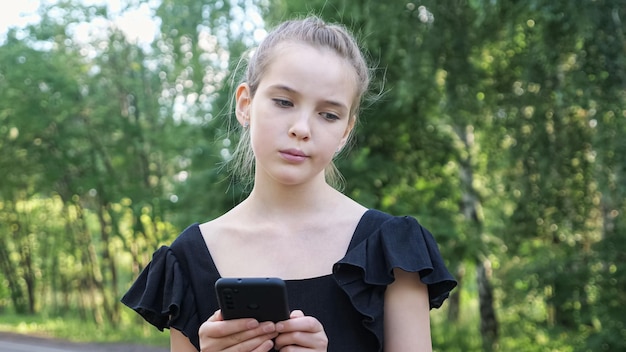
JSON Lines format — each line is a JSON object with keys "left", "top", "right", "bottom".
{"left": 279, "top": 148, "right": 309, "bottom": 162}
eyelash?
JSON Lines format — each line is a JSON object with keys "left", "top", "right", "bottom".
{"left": 272, "top": 98, "right": 293, "bottom": 108}
{"left": 321, "top": 112, "right": 340, "bottom": 121}
{"left": 272, "top": 98, "right": 340, "bottom": 121}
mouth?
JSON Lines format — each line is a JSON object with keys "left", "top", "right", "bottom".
{"left": 281, "top": 149, "right": 307, "bottom": 157}
{"left": 279, "top": 148, "right": 309, "bottom": 162}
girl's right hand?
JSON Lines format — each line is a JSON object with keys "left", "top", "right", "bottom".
{"left": 198, "top": 310, "right": 279, "bottom": 352}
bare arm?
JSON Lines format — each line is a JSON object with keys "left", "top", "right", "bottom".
{"left": 171, "top": 328, "right": 199, "bottom": 352}
{"left": 384, "top": 268, "right": 432, "bottom": 352}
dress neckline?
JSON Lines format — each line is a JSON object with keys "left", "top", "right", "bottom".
{"left": 195, "top": 209, "right": 376, "bottom": 282}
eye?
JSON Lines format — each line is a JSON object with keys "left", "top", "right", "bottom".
{"left": 320, "top": 112, "right": 340, "bottom": 121}
{"left": 272, "top": 98, "right": 293, "bottom": 108}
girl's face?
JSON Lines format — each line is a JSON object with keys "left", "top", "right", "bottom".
{"left": 236, "top": 42, "right": 358, "bottom": 187}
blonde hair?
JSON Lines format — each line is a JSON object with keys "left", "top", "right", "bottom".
{"left": 229, "top": 16, "right": 371, "bottom": 189}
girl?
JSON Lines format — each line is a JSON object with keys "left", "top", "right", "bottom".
{"left": 122, "top": 16, "right": 456, "bottom": 352}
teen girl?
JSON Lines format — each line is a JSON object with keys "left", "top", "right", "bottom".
{"left": 122, "top": 16, "right": 456, "bottom": 352}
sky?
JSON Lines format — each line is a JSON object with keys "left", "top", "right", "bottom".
{"left": 0, "top": 0, "right": 159, "bottom": 45}
{"left": 0, "top": 0, "right": 41, "bottom": 38}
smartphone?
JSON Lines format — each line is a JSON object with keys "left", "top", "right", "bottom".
{"left": 215, "top": 277, "right": 290, "bottom": 323}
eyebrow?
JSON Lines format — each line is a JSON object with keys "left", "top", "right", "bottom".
{"left": 268, "top": 84, "right": 349, "bottom": 111}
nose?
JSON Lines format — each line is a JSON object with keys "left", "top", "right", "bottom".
{"left": 288, "top": 112, "right": 311, "bottom": 140}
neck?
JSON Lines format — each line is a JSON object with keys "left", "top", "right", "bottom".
{"left": 242, "top": 175, "right": 341, "bottom": 219}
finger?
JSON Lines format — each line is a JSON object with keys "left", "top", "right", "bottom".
{"left": 200, "top": 317, "right": 260, "bottom": 338}
{"left": 274, "top": 329, "right": 328, "bottom": 351}
{"left": 274, "top": 316, "right": 327, "bottom": 351}
{"left": 200, "top": 321, "right": 278, "bottom": 351}
{"left": 248, "top": 339, "right": 275, "bottom": 352}
{"left": 208, "top": 309, "right": 223, "bottom": 322}
{"left": 289, "top": 310, "right": 304, "bottom": 318}
{"left": 223, "top": 322, "right": 277, "bottom": 346}
{"left": 222, "top": 332, "right": 278, "bottom": 352}
{"left": 277, "top": 316, "right": 323, "bottom": 333}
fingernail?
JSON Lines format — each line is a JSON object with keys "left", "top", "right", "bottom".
{"left": 262, "top": 323, "right": 275, "bottom": 333}
{"left": 276, "top": 323, "right": 284, "bottom": 332}
{"left": 247, "top": 320, "right": 259, "bottom": 329}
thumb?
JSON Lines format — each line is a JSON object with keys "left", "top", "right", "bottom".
{"left": 208, "top": 309, "right": 224, "bottom": 322}
{"left": 289, "top": 310, "right": 305, "bottom": 318}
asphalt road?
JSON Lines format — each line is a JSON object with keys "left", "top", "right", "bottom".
{"left": 0, "top": 332, "right": 169, "bottom": 352}
{"left": 0, "top": 340, "right": 68, "bottom": 352}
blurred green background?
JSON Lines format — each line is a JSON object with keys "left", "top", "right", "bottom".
{"left": 0, "top": 0, "right": 624, "bottom": 351}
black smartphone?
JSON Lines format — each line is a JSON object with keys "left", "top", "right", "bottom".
{"left": 215, "top": 277, "right": 290, "bottom": 323}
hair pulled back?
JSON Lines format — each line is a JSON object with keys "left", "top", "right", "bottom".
{"left": 230, "top": 16, "right": 371, "bottom": 189}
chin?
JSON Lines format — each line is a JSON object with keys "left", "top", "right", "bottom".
{"left": 273, "top": 176, "right": 307, "bottom": 186}
{"left": 270, "top": 172, "right": 318, "bottom": 186}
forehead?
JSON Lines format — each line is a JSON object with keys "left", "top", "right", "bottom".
{"left": 259, "top": 42, "right": 359, "bottom": 104}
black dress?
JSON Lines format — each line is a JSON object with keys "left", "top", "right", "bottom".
{"left": 121, "top": 209, "right": 457, "bottom": 351}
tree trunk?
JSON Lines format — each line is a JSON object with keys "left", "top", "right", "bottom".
{"left": 447, "top": 264, "right": 464, "bottom": 322}
{"left": 0, "top": 236, "right": 28, "bottom": 314}
{"left": 20, "top": 243, "right": 36, "bottom": 314}
{"left": 478, "top": 260, "right": 498, "bottom": 351}
{"left": 456, "top": 124, "right": 499, "bottom": 350}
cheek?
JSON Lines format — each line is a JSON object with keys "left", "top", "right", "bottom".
{"left": 248, "top": 123, "right": 276, "bottom": 154}
{"left": 333, "top": 121, "right": 353, "bottom": 142}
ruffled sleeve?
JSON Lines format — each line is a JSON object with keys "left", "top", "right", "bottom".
{"left": 333, "top": 210, "right": 457, "bottom": 348}
{"left": 121, "top": 224, "right": 221, "bottom": 350}
{"left": 120, "top": 245, "right": 201, "bottom": 347}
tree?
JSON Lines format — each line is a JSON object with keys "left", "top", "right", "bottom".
{"left": 1, "top": 1, "right": 625, "bottom": 350}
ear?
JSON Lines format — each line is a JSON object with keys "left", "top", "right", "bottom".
{"left": 337, "top": 115, "right": 356, "bottom": 152}
{"left": 235, "top": 83, "right": 251, "bottom": 127}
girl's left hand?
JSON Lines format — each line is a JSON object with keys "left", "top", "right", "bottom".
{"left": 273, "top": 310, "right": 328, "bottom": 351}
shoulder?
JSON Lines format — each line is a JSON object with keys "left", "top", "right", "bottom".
{"left": 170, "top": 223, "right": 203, "bottom": 254}
{"left": 351, "top": 209, "right": 446, "bottom": 269}
{"left": 370, "top": 208, "right": 424, "bottom": 225}
{"left": 198, "top": 210, "right": 242, "bottom": 249}
{"left": 338, "top": 208, "right": 457, "bottom": 306}
{"left": 342, "top": 208, "right": 433, "bottom": 266}
{"left": 167, "top": 223, "right": 215, "bottom": 274}
{"left": 352, "top": 209, "right": 426, "bottom": 242}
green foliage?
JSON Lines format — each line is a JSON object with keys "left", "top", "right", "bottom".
{"left": 0, "top": 0, "right": 625, "bottom": 350}
{"left": 0, "top": 310, "right": 169, "bottom": 346}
